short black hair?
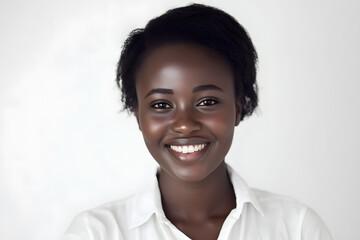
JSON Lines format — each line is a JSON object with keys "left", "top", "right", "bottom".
{"left": 116, "top": 3, "right": 258, "bottom": 120}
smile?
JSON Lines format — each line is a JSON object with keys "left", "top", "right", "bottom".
{"left": 169, "top": 143, "right": 207, "bottom": 154}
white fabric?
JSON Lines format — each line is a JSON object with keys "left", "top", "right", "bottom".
{"left": 62, "top": 165, "right": 332, "bottom": 240}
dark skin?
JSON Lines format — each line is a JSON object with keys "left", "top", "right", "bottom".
{"left": 135, "top": 43, "right": 242, "bottom": 240}
{"left": 159, "top": 162, "right": 236, "bottom": 240}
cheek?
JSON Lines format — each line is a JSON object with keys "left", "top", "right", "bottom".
{"left": 140, "top": 114, "right": 169, "bottom": 143}
{"left": 205, "top": 110, "right": 236, "bottom": 137}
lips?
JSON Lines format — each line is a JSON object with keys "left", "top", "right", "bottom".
{"left": 169, "top": 143, "right": 207, "bottom": 153}
{"left": 166, "top": 142, "right": 209, "bottom": 162}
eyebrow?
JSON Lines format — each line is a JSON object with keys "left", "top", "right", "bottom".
{"left": 144, "top": 84, "right": 223, "bottom": 99}
{"left": 193, "top": 84, "right": 223, "bottom": 93}
{"left": 145, "top": 88, "right": 174, "bottom": 98}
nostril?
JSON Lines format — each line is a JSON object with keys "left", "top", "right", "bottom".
{"left": 171, "top": 119, "right": 201, "bottom": 135}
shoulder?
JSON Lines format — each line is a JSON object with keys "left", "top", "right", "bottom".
{"left": 249, "top": 189, "right": 332, "bottom": 239}
{"left": 62, "top": 174, "right": 160, "bottom": 240}
{"left": 62, "top": 196, "right": 135, "bottom": 240}
{"left": 300, "top": 206, "right": 333, "bottom": 239}
{"left": 253, "top": 188, "right": 308, "bottom": 214}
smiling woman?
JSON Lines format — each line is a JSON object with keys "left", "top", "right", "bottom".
{"left": 135, "top": 43, "right": 240, "bottom": 184}
{"left": 62, "top": 3, "right": 332, "bottom": 240}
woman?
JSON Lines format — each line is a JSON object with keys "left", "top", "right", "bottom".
{"left": 63, "top": 4, "right": 332, "bottom": 240}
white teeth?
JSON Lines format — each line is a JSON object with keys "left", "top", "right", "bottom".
{"left": 169, "top": 143, "right": 207, "bottom": 154}
{"left": 188, "top": 146, "right": 194, "bottom": 153}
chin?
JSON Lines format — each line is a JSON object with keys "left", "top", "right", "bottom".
{"left": 165, "top": 163, "right": 219, "bottom": 184}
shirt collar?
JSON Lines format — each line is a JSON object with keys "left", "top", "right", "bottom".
{"left": 226, "top": 164, "right": 264, "bottom": 218}
{"left": 126, "top": 164, "right": 264, "bottom": 229}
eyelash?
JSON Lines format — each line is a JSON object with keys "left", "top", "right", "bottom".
{"left": 151, "top": 102, "right": 172, "bottom": 109}
{"left": 150, "top": 98, "right": 219, "bottom": 110}
{"left": 197, "top": 98, "right": 219, "bottom": 106}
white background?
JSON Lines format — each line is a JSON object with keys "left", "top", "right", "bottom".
{"left": 1, "top": 0, "right": 359, "bottom": 239}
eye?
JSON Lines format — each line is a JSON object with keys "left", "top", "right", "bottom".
{"left": 197, "top": 98, "right": 219, "bottom": 106}
{"left": 151, "top": 102, "right": 172, "bottom": 109}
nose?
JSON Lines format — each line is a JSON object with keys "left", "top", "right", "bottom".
{"left": 170, "top": 108, "right": 201, "bottom": 135}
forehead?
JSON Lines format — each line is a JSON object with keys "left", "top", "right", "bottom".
{"left": 135, "top": 43, "right": 234, "bottom": 91}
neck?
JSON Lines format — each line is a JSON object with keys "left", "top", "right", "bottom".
{"left": 158, "top": 162, "right": 236, "bottom": 222}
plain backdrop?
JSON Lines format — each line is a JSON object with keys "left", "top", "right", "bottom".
{"left": 1, "top": 0, "right": 359, "bottom": 239}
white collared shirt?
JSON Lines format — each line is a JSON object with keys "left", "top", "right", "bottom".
{"left": 62, "top": 165, "right": 332, "bottom": 240}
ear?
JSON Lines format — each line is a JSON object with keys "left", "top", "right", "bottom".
{"left": 134, "top": 106, "right": 142, "bottom": 131}
{"left": 235, "top": 97, "right": 242, "bottom": 126}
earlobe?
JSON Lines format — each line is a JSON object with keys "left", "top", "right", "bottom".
{"left": 134, "top": 107, "right": 142, "bottom": 131}
{"left": 235, "top": 98, "right": 242, "bottom": 126}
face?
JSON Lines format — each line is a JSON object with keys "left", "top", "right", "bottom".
{"left": 135, "top": 43, "right": 241, "bottom": 183}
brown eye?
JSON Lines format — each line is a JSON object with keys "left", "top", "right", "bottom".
{"left": 151, "top": 102, "right": 172, "bottom": 109}
{"left": 197, "top": 99, "right": 219, "bottom": 106}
